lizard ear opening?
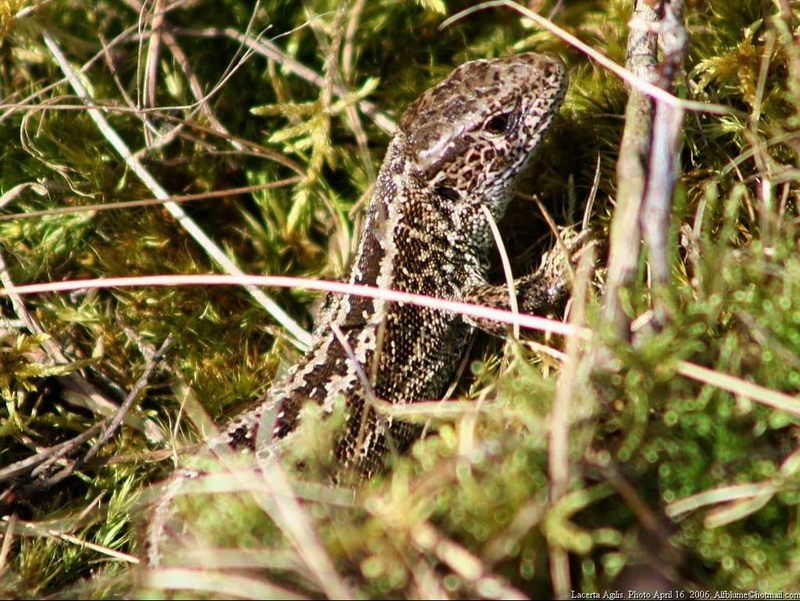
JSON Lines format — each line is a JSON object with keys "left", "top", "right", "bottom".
{"left": 434, "top": 186, "right": 460, "bottom": 201}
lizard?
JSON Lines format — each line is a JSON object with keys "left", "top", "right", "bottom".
{"left": 218, "top": 51, "right": 576, "bottom": 480}
{"left": 144, "top": 51, "right": 581, "bottom": 568}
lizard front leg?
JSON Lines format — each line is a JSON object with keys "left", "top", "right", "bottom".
{"left": 463, "top": 227, "right": 593, "bottom": 336}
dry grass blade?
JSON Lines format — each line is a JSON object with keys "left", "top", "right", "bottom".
{"left": 666, "top": 482, "right": 770, "bottom": 518}
{"left": 409, "top": 522, "right": 527, "bottom": 599}
{"left": 143, "top": 567, "right": 309, "bottom": 599}
{"left": 443, "top": 0, "right": 737, "bottom": 116}
{"left": 481, "top": 204, "right": 520, "bottom": 339}
{"left": 40, "top": 30, "right": 313, "bottom": 351}
{"left": 2, "top": 516, "right": 139, "bottom": 564}
{"left": 252, "top": 460, "right": 353, "bottom": 599}
{"left": 675, "top": 360, "right": 800, "bottom": 417}
{"left": 547, "top": 243, "right": 594, "bottom": 598}
{"left": 3, "top": 0, "right": 800, "bottom": 597}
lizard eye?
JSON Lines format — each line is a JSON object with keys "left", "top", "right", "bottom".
{"left": 485, "top": 112, "right": 513, "bottom": 134}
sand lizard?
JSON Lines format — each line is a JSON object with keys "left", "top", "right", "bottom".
{"left": 220, "top": 51, "right": 573, "bottom": 479}
{"left": 144, "top": 52, "right": 578, "bottom": 567}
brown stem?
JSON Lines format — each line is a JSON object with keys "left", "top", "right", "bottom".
{"left": 602, "top": 0, "right": 662, "bottom": 340}
{"left": 641, "top": 0, "right": 688, "bottom": 325}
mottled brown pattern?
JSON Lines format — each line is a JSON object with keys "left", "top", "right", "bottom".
{"left": 145, "top": 53, "right": 581, "bottom": 567}
{"left": 221, "top": 52, "right": 574, "bottom": 480}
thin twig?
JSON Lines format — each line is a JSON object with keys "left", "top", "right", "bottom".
{"left": 0, "top": 424, "right": 103, "bottom": 486}
{"left": 11, "top": 335, "right": 173, "bottom": 492}
{"left": 640, "top": 0, "right": 689, "bottom": 326}
{"left": 602, "top": 0, "right": 662, "bottom": 340}
{"left": 0, "top": 247, "right": 164, "bottom": 441}
{"left": 0, "top": 179, "right": 302, "bottom": 222}
{"left": 1, "top": 273, "right": 588, "bottom": 339}
{"left": 83, "top": 335, "right": 174, "bottom": 463}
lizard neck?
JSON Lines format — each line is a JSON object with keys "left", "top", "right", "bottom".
{"left": 350, "top": 135, "right": 496, "bottom": 297}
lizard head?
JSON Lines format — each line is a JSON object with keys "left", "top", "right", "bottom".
{"left": 400, "top": 52, "right": 567, "bottom": 218}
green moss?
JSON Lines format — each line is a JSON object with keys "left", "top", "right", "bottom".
{"left": 2, "top": 0, "right": 800, "bottom": 597}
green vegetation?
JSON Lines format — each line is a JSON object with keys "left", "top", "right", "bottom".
{"left": 1, "top": 0, "right": 799, "bottom": 597}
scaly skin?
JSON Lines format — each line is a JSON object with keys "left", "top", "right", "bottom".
{"left": 145, "top": 52, "right": 580, "bottom": 568}
{"left": 222, "top": 52, "right": 571, "bottom": 479}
